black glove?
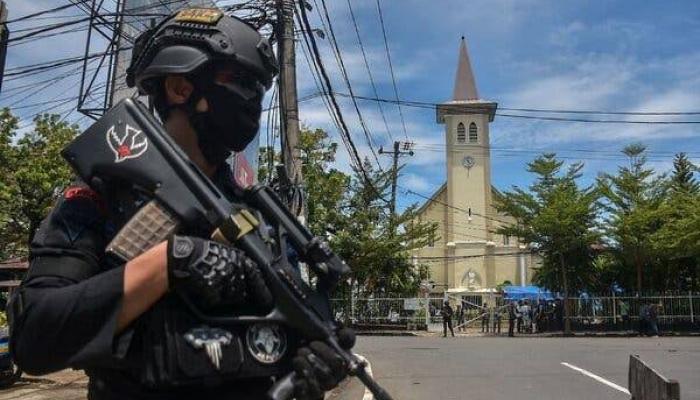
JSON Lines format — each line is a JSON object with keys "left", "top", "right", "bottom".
{"left": 167, "top": 235, "right": 273, "bottom": 310}
{"left": 292, "top": 327, "right": 356, "bottom": 400}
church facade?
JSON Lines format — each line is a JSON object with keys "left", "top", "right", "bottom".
{"left": 412, "top": 38, "right": 537, "bottom": 294}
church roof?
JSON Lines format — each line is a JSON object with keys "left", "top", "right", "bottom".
{"left": 452, "top": 37, "right": 479, "bottom": 101}
{"left": 414, "top": 183, "right": 506, "bottom": 218}
{"left": 415, "top": 183, "right": 447, "bottom": 215}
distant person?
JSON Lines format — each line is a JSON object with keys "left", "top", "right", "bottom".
{"left": 648, "top": 304, "right": 660, "bottom": 337}
{"left": 618, "top": 299, "right": 630, "bottom": 330}
{"left": 456, "top": 304, "right": 465, "bottom": 332}
{"left": 493, "top": 308, "right": 502, "bottom": 334}
{"left": 508, "top": 302, "right": 517, "bottom": 337}
{"left": 481, "top": 307, "right": 490, "bottom": 333}
{"left": 534, "top": 299, "right": 545, "bottom": 333}
{"left": 521, "top": 300, "right": 532, "bottom": 333}
{"left": 554, "top": 299, "right": 564, "bottom": 331}
{"left": 516, "top": 300, "right": 524, "bottom": 333}
{"left": 442, "top": 301, "right": 455, "bottom": 337}
{"left": 638, "top": 303, "right": 649, "bottom": 336}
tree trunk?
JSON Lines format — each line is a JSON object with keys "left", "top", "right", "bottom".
{"left": 635, "top": 253, "right": 643, "bottom": 294}
{"left": 559, "top": 253, "right": 572, "bottom": 335}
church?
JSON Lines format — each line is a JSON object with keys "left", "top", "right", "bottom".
{"left": 412, "top": 38, "right": 538, "bottom": 295}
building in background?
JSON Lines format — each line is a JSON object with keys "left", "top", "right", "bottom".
{"left": 412, "top": 38, "right": 538, "bottom": 296}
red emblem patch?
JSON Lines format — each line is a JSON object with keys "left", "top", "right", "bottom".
{"left": 64, "top": 187, "right": 106, "bottom": 214}
{"left": 106, "top": 124, "right": 148, "bottom": 163}
{"left": 117, "top": 145, "right": 131, "bottom": 158}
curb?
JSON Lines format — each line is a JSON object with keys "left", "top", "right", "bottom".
{"left": 355, "top": 331, "right": 700, "bottom": 338}
{"left": 355, "top": 330, "right": 420, "bottom": 337}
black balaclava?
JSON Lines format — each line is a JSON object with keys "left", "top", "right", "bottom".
{"left": 175, "top": 68, "right": 265, "bottom": 166}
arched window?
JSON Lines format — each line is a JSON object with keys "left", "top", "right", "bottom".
{"left": 469, "top": 122, "right": 478, "bottom": 143}
{"left": 457, "top": 122, "right": 466, "bottom": 143}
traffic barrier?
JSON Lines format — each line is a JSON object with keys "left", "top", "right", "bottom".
{"left": 629, "top": 354, "right": 680, "bottom": 400}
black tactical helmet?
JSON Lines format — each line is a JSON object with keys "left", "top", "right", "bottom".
{"left": 126, "top": 7, "right": 278, "bottom": 94}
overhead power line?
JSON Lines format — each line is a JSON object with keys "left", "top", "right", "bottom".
{"left": 499, "top": 106, "right": 700, "bottom": 116}
{"left": 1, "top": 1, "right": 87, "bottom": 25}
{"left": 414, "top": 252, "right": 530, "bottom": 263}
{"left": 314, "top": 0, "right": 383, "bottom": 169}
{"left": 375, "top": 0, "right": 408, "bottom": 140}
{"left": 296, "top": 0, "right": 380, "bottom": 194}
{"left": 334, "top": 93, "right": 700, "bottom": 124}
{"left": 345, "top": 0, "right": 393, "bottom": 144}
{"left": 411, "top": 143, "right": 700, "bottom": 158}
{"left": 4, "top": 47, "right": 131, "bottom": 80}
{"left": 400, "top": 185, "right": 514, "bottom": 226}
{"left": 6, "top": 17, "right": 92, "bottom": 43}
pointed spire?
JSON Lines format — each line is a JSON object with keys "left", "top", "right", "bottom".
{"left": 452, "top": 36, "right": 479, "bottom": 101}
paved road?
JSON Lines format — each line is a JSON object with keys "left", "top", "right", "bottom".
{"left": 344, "top": 336, "right": 700, "bottom": 400}
{"left": 2, "top": 337, "right": 698, "bottom": 400}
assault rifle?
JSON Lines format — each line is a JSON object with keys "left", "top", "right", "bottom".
{"left": 61, "top": 98, "right": 393, "bottom": 400}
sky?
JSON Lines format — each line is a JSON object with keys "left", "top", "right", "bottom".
{"left": 3, "top": 0, "right": 700, "bottom": 211}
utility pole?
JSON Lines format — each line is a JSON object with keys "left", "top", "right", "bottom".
{"left": 379, "top": 141, "right": 414, "bottom": 235}
{"left": 275, "top": 0, "right": 304, "bottom": 218}
{"left": 0, "top": 1, "right": 9, "bottom": 94}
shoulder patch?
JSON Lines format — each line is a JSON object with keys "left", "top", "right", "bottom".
{"left": 64, "top": 186, "right": 106, "bottom": 214}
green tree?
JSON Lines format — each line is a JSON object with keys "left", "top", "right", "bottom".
{"left": 650, "top": 153, "right": 700, "bottom": 290}
{"left": 597, "top": 144, "right": 666, "bottom": 293}
{"left": 331, "top": 160, "right": 436, "bottom": 296}
{"left": 0, "top": 110, "right": 78, "bottom": 259}
{"left": 259, "top": 129, "right": 437, "bottom": 295}
{"left": 494, "top": 153, "right": 600, "bottom": 334}
{"left": 669, "top": 152, "right": 699, "bottom": 195}
{"left": 258, "top": 127, "right": 350, "bottom": 236}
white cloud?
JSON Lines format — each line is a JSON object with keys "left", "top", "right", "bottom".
{"left": 402, "top": 172, "right": 431, "bottom": 192}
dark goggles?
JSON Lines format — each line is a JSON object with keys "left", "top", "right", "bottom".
{"left": 213, "top": 68, "right": 266, "bottom": 101}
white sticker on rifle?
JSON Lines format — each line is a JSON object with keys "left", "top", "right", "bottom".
{"left": 106, "top": 124, "right": 148, "bottom": 163}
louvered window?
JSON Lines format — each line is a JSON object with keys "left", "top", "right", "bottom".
{"left": 457, "top": 123, "right": 466, "bottom": 143}
{"left": 469, "top": 122, "right": 478, "bottom": 143}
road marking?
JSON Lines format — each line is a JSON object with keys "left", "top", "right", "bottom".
{"left": 354, "top": 353, "right": 374, "bottom": 400}
{"left": 561, "top": 362, "right": 630, "bottom": 395}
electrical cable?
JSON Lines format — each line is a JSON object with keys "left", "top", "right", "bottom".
{"left": 334, "top": 92, "right": 700, "bottom": 125}
{"left": 1, "top": 1, "right": 88, "bottom": 25}
{"left": 375, "top": 0, "right": 408, "bottom": 140}
{"left": 399, "top": 185, "right": 515, "bottom": 225}
{"left": 296, "top": 0, "right": 377, "bottom": 191}
{"left": 314, "top": 0, "right": 383, "bottom": 170}
{"left": 345, "top": 0, "right": 393, "bottom": 143}
{"left": 6, "top": 17, "right": 93, "bottom": 43}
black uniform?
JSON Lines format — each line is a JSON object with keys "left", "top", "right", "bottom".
{"left": 508, "top": 303, "right": 517, "bottom": 337}
{"left": 9, "top": 165, "right": 271, "bottom": 399}
{"left": 441, "top": 303, "right": 454, "bottom": 337}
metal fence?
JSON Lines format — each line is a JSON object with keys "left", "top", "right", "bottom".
{"left": 332, "top": 292, "right": 700, "bottom": 333}
{"left": 565, "top": 293, "right": 699, "bottom": 332}
{"left": 331, "top": 296, "right": 429, "bottom": 330}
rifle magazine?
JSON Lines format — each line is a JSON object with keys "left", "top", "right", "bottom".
{"left": 107, "top": 200, "right": 179, "bottom": 261}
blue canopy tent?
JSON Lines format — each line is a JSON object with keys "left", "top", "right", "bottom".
{"left": 502, "top": 285, "right": 555, "bottom": 301}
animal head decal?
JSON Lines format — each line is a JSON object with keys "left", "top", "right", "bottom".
{"left": 106, "top": 124, "right": 148, "bottom": 163}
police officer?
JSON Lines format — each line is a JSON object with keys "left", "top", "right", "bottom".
{"left": 9, "top": 8, "right": 352, "bottom": 400}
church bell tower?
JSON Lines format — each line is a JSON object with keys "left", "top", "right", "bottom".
{"left": 437, "top": 37, "right": 498, "bottom": 246}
